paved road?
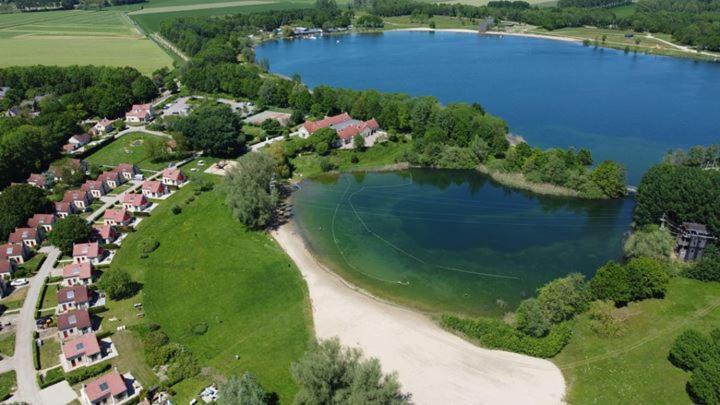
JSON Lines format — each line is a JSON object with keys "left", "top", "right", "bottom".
{"left": 11, "top": 246, "right": 60, "bottom": 404}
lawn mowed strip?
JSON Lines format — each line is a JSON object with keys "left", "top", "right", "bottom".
{"left": 0, "top": 10, "right": 172, "bottom": 74}
{"left": 85, "top": 132, "right": 169, "bottom": 172}
{"left": 554, "top": 277, "right": 720, "bottom": 404}
{"left": 106, "top": 172, "right": 312, "bottom": 402}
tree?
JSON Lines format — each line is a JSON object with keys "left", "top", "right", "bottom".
{"left": 625, "top": 257, "right": 669, "bottom": 300}
{"left": 0, "top": 184, "right": 51, "bottom": 240}
{"left": 353, "top": 134, "right": 366, "bottom": 151}
{"left": 537, "top": 273, "right": 589, "bottom": 323}
{"left": 685, "top": 244, "right": 720, "bottom": 282}
{"left": 176, "top": 103, "right": 245, "bottom": 156}
{"left": 47, "top": 216, "right": 93, "bottom": 255}
{"left": 224, "top": 152, "right": 279, "bottom": 229}
{"left": 589, "top": 261, "right": 630, "bottom": 305}
{"left": 689, "top": 358, "right": 720, "bottom": 404}
{"left": 218, "top": 373, "right": 267, "bottom": 405}
{"left": 99, "top": 268, "right": 134, "bottom": 300}
{"left": 308, "top": 128, "right": 338, "bottom": 154}
{"left": 623, "top": 225, "right": 674, "bottom": 260}
{"left": 669, "top": 329, "right": 716, "bottom": 371}
{"left": 515, "top": 298, "right": 551, "bottom": 338}
{"left": 291, "top": 338, "right": 409, "bottom": 405}
{"left": 590, "top": 160, "right": 627, "bottom": 198}
{"left": 131, "top": 76, "right": 158, "bottom": 102}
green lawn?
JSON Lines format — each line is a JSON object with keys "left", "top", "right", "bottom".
{"left": 290, "top": 139, "right": 412, "bottom": 178}
{"left": 38, "top": 337, "right": 61, "bottom": 370}
{"left": 0, "top": 287, "right": 28, "bottom": 311}
{"left": 383, "top": 14, "right": 480, "bottom": 30}
{"left": 0, "top": 370, "right": 16, "bottom": 401}
{"left": 554, "top": 277, "right": 720, "bottom": 404}
{"left": 40, "top": 284, "right": 58, "bottom": 310}
{"left": 0, "top": 10, "right": 172, "bottom": 75}
{"left": 17, "top": 252, "right": 47, "bottom": 275}
{"left": 610, "top": 3, "right": 637, "bottom": 19}
{"left": 105, "top": 172, "right": 313, "bottom": 402}
{"left": 0, "top": 333, "right": 15, "bottom": 357}
{"left": 85, "top": 132, "right": 170, "bottom": 171}
{"left": 110, "top": 330, "right": 159, "bottom": 388}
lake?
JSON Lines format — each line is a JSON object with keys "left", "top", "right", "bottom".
{"left": 293, "top": 169, "right": 634, "bottom": 316}
{"left": 257, "top": 31, "right": 720, "bottom": 185}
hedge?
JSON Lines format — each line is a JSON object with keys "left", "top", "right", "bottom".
{"left": 89, "top": 305, "right": 108, "bottom": 315}
{"left": 32, "top": 341, "right": 40, "bottom": 370}
{"left": 441, "top": 315, "right": 573, "bottom": 358}
{"left": 66, "top": 361, "right": 112, "bottom": 385}
{"left": 47, "top": 275, "right": 64, "bottom": 283}
{"left": 38, "top": 367, "right": 66, "bottom": 388}
{"left": 95, "top": 330, "right": 114, "bottom": 340}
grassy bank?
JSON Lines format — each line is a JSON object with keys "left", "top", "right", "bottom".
{"left": 85, "top": 132, "right": 169, "bottom": 172}
{"left": 477, "top": 164, "right": 582, "bottom": 198}
{"left": 554, "top": 277, "right": 720, "bottom": 404}
{"left": 290, "top": 140, "right": 413, "bottom": 178}
{"left": 105, "top": 172, "right": 313, "bottom": 402}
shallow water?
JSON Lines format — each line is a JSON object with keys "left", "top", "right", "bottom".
{"left": 257, "top": 31, "right": 720, "bottom": 184}
{"left": 293, "top": 169, "right": 634, "bottom": 316}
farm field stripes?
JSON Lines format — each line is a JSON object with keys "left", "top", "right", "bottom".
{"left": 127, "top": 0, "right": 276, "bottom": 15}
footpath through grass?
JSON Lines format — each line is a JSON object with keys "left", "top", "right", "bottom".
{"left": 554, "top": 277, "right": 720, "bottom": 404}
{"left": 106, "top": 172, "right": 313, "bottom": 402}
{"left": 0, "top": 10, "right": 172, "bottom": 74}
{"left": 85, "top": 132, "right": 169, "bottom": 172}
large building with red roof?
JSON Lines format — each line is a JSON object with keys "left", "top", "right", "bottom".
{"left": 299, "top": 112, "right": 380, "bottom": 147}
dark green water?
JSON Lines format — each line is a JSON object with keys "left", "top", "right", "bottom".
{"left": 293, "top": 169, "right": 634, "bottom": 316}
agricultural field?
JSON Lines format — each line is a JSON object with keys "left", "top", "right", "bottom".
{"left": 104, "top": 171, "right": 313, "bottom": 403}
{"left": 554, "top": 277, "right": 720, "bottom": 404}
{"left": 0, "top": 10, "right": 172, "bottom": 74}
{"left": 84, "top": 132, "right": 170, "bottom": 172}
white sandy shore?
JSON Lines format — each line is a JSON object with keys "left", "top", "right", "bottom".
{"left": 272, "top": 223, "right": 566, "bottom": 405}
{"left": 392, "top": 27, "right": 582, "bottom": 43}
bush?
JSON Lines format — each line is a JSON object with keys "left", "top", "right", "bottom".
{"left": 441, "top": 315, "right": 572, "bottom": 358}
{"left": 350, "top": 154, "right": 359, "bottom": 164}
{"left": 171, "top": 205, "right": 182, "bottom": 215}
{"left": 39, "top": 367, "right": 66, "bottom": 388}
{"left": 623, "top": 225, "right": 674, "bottom": 260}
{"left": 95, "top": 330, "right": 114, "bottom": 339}
{"left": 689, "top": 358, "right": 720, "bottom": 404}
{"left": 143, "top": 330, "right": 170, "bottom": 367}
{"left": 88, "top": 305, "right": 108, "bottom": 315}
{"left": 139, "top": 238, "right": 159, "bottom": 254}
{"left": 685, "top": 244, "right": 720, "bottom": 282}
{"left": 47, "top": 275, "right": 63, "bottom": 283}
{"left": 587, "top": 300, "right": 625, "bottom": 337}
{"left": 319, "top": 158, "right": 334, "bottom": 172}
{"left": 537, "top": 273, "right": 589, "bottom": 323}
{"left": 66, "top": 361, "right": 111, "bottom": 385}
{"left": 191, "top": 323, "right": 208, "bottom": 335}
{"left": 515, "top": 298, "right": 550, "bottom": 338}
{"left": 590, "top": 261, "right": 630, "bottom": 305}
{"left": 669, "top": 329, "right": 715, "bottom": 371}
{"left": 33, "top": 342, "right": 40, "bottom": 370}
{"left": 626, "top": 257, "right": 669, "bottom": 300}
{"left": 98, "top": 268, "right": 135, "bottom": 300}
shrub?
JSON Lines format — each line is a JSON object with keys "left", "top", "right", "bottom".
{"left": 626, "top": 257, "right": 669, "bottom": 300}
{"left": 515, "top": 298, "right": 550, "bottom": 338}
{"left": 537, "top": 273, "right": 589, "bottom": 323}
{"left": 587, "top": 300, "right": 625, "bottom": 337}
{"left": 33, "top": 342, "right": 40, "bottom": 370}
{"left": 191, "top": 323, "right": 208, "bottom": 335}
{"left": 98, "top": 268, "right": 135, "bottom": 300}
{"left": 39, "top": 367, "right": 66, "bottom": 388}
{"left": 47, "top": 276, "right": 63, "bottom": 283}
{"left": 139, "top": 238, "right": 159, "bottom": 254}
{"left": 685, "top": 244, "right": 720, "bottom": 282}
{"left": 689, "top": 358, "right": 720, "bottom": 404}
{"left": 143, "top": 330, "right": 170, "bottom": 367}
{"left": 350, "top": 154, "right": 359, "bottom": 164}
{"left": 669, "top": 329, "right": 715, "bottom": 371}
{"left": 88, "top": 305, "right": 108, "bottom": 315}
{"left": 95, "top": 330, "right": 114, "bottom": 339}
{"left": 165, "top": 346, "right": 200, "bottom": 385}
{"left": 623, "top": 225, "right": 674, "bottom": 260}
{"left": 171, "top": 205, "right": 182, "bottom": 215}
{"left": 319, "top": 158, "right": 334, "bottom": 172}
{"left": 590, "top": 261, "right": 630, "bottom": 305}
{"left": 66, "top": 361, "right": 111, "bottom": 385}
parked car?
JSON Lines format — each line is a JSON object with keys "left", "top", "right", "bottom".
{"left": 10, "top": 278, "right": 28, "bottom": 286}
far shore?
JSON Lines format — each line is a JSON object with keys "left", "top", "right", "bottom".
{"left": 271, "top": 222, "right": 566, "bottom": 404}
{"left": 390, "top": 27, "right": 583, "bottom": 44}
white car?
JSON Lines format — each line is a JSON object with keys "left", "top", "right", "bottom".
{"left": 10, "top": 278, "right": 28, "bottom": 286}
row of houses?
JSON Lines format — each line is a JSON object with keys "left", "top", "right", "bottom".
{"left": 0, "top": 212, "right": 58, "bottom": 280}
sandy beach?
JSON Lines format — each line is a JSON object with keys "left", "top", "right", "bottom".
{"left": 272, "top": 223, "right": 566, "bottom": 404}
{"left": 393, "top": 27, "right": 582, "bottom": 43}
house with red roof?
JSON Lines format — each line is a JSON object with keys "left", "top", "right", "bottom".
{"left": 98, "top": 170, "right": 124, "bottom": 189}
{"left": 27, "top": 213, "right": 56, "bottom": 233}
{"left": 92, "top": 118, "right": 114, "bottom": 135}
{"left": 49, "top": 159, "right": 87, "bottom": 181}
{"left": 8, "top": 227, "right": 42, "bottom": 248}
{"left": 299, "top": 112, "right": 352, "bottom": 137}
{"left": 81, "top": 179, "right": 108, "bottom": 199}
{"left": 141, "top": 180, "right": 167, "bottom": 198}
{"left": 61, "top": 333, "right": 102, "bottom": 371}
{"left": 299, "top": 113, "right": 380, "bottom": 148}
{"left": 161, "top": 168, "right": 185, "bottom": 187}
{"left": 58, "top": 309, "right": 92, "bottom": 340}
{"left": 57, "top": 285, "right": 91, "bottom": 313}
{"left": 0, "top": 243, "right": 29, "bottom": 264}
{"left": 0, "top": 260, "right": 15, "bottom": 279}
{"left": 63, "top": 189, "right": 93, "bottom": 211}
{"left": 94, "top": 225, "right": 119, "bottom": 245}
{"left": 73, "top": 242, "right": 104, "bottom": 265}
{"left": 122, "top": 193, "right": 149, "bottom": 212}
{"left": 67, "top": 134, "right": 92, "bottom": 151}
{"left": 103, "top": 208, "right": 132, "bottom": 227}
{"left": 82, "top": 371, "right": 138, "bottom": 405}
{"left": 27, "top": 173, "right": 53, "bottom": 190}
{"left": 63, "top": 262, "right": 94, "bottom": 286}
{"left": 116, "top": 163, "right": 141, "bottom": 181}
{"left": 125, "top": 103, "right": 154, "bottom": 123}
{"left": 55, "top": 201, "right": 76, "bottom": 218}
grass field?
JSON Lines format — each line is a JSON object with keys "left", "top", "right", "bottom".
{"left": 290, "top": 139, "right": 413, "bottom": 177}
{"left": 0, "top": 370, "right": 16, "bottom": 401}
{"left": 383, "top": 14, "right": 482, "bottom": 30}
{"left": 0, "top": 10, "right": 172, "bottom": 74}
{"left": 554, "top": 277, "right": 720, "bottom": 404}
{"left": 610, "top": 3, "right": 637, "bottom": 19}
{"left": 105, "top": 171, "right": 313, "bottom": 402}
{"left": 0, "top": 286, "right": 28, "bottom": 311}
{"left": 85, "top": 132, "right": 170, "bottom": 172}
{"left": 38, "top": 337, "right": 61, "bottom": 370}
{"left": 0, "top": 333, "right": 15, "bottom": 357}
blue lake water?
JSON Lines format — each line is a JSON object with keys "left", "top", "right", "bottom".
{"left": 257, "top": 31, "right": 720, "bottom": 184}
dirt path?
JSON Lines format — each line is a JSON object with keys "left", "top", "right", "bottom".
{"left": 272, "top": 223, "right": 566, "bottom": 404}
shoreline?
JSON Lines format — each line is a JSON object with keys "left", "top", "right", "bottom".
{"left": 271, "top": 221, "right": 566, "bottom": 404}
{"left": 390, "top": 27, "right": 582, "bottom": 44}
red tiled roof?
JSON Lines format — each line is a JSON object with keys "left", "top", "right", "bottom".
{"left": 303, "top": 112, "right": 352, "bottom": 134}
{"left": 85, "top": 371, "right": 127, "bottom": 402}
{"left": 73, "top": 242, "right": 101, "bottom": 258}
{"left": 58, "top": 285, "right": 90, "bottom": 304}
{"left": 55, "top": 201, "right": 73, "bottom": 214}
{"left": 162, "top": 168, "right": 184, "bottom": 182}
{"left": 126, "top": 103, "right": 152, "bottom": 119}
{"left": 63, "top": 144, "right": 77, "bottom": 152}
{"left": 97, "top": 118, "right": 113, "bottom": 128}
{"left": 62, "top": 332, "right": 101, "bottom": 360}
{"left": 337, "top": 119, "right": 380, "bottom": 140}
{"left": 8, "top": 227, "right": 37, "bottom": 244}
{"left": 63, "top": 189, "right": 89, "bottom": 203}
{"left": 57, "top": 309, "right": 91, "bottom": 331}
{"left": 27, "top": 214, "right": 55, "bottom": 229}
{"left": 98, "top": 170, "right": 121, "bottom": 183}
{"left": 122, "top": 193, "right": 147, "bottom": 207}
{"left": 142, "top": 181, "right": 164, "bottom": 194}
{"left": 27, "top": 173, "right": 46, "bottom": 186}
{"left": 94, "top": 225, "right": 117, "bottom": 241}
{"left": 116, "top": 163, "right": 138, "bottom": 175}
{"left": 81, "top": 180, "right": 105, "bottom": 192}
{"left": 0, "top": 260, "right": 14, "bottom": 274}
{"left": 103, "top": 208, "right": 130, "bottom": 223}
{"left": 63, "top": 262, "right": 93, "bottom": 280}
{"left": 70, "top": 134, "right": 91, "bottom": 144}
{"left": 1, "top": 243, "right": 26, "bottom": 259}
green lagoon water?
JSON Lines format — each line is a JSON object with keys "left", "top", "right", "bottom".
{"left": 293, "top": 169, "right": 634, "bottom": 317}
